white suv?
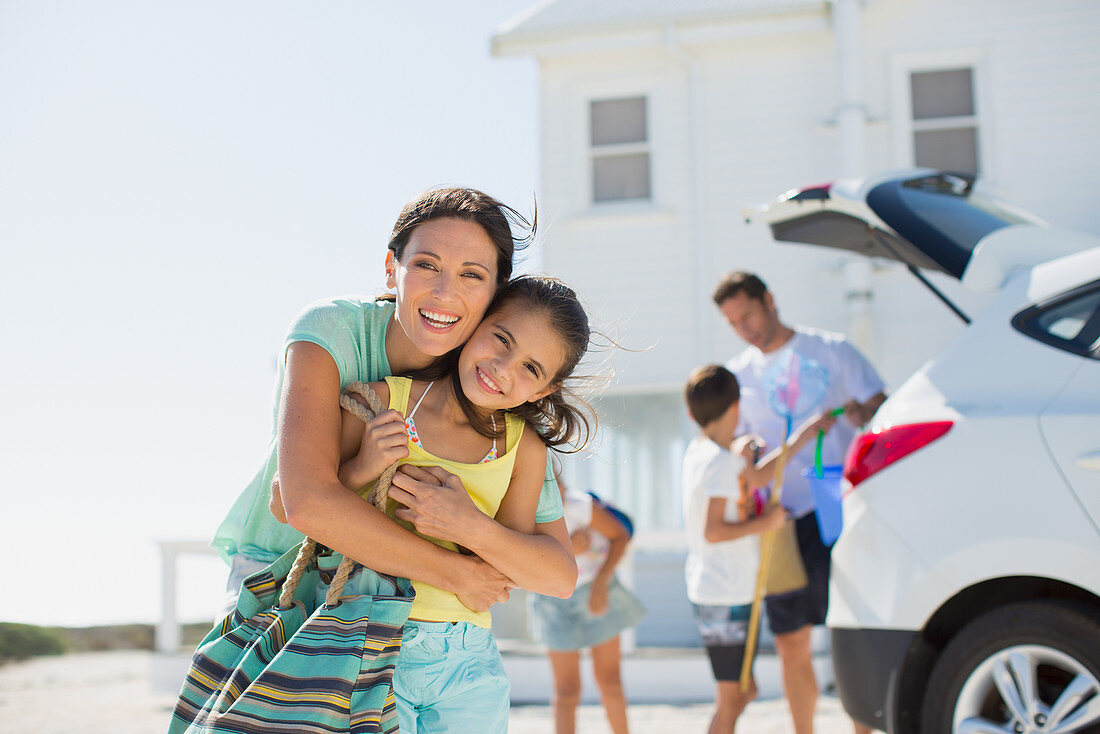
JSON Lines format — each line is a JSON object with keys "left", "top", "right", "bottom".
{"left": 751, "top": 170, "right": 1100, "bottom": 734}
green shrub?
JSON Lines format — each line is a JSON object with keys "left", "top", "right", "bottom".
{"left": 0, "top": 623, "right": 65, "bottom": 661}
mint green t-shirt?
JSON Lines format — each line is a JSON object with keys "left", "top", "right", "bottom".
{"left": 212, "top": 295, "right": 564, "bottom": 565}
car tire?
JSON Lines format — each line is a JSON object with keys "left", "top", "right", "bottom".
{"left": 920, "top": 600, "right": 1100, "bottom": 734}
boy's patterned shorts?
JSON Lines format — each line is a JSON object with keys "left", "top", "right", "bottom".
{"left": 693, "top": 603, "right": 753, "bottom": 681}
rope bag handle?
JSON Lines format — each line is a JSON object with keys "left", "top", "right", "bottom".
{"left": 277, "top": 381, "right": 399, "bottom": 607}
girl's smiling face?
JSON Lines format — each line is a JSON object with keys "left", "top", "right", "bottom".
{"left": 386, "top": 217, "right": 499, "bottom": 361}
{"left": 457, "top": 301, "right": 566, "bottom": 412}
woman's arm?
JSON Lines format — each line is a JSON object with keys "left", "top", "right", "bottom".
{"left": 270, "top": 380, "right": 401, "bottom": 522}
{"left": 388, "top": 429, "right": 578, "bottom": 599}
{"left": 276, "top": 341, "right": 512, "bottom": 612}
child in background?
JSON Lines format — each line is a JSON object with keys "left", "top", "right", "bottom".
{"left": 681, "top": 364, "right": 834, "bottom": 734}
{"left": 529, "top": 459, "right": 644, "bottom": 734}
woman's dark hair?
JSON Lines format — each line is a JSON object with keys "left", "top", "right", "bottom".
{"left": 412, "top": 276, "right": 596, "bottom": 451}
{"left": 387, "top": 186, "right": 535, "bottom": 289}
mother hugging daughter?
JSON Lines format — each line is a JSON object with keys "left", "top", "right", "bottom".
{"left": 204, "top": 187, "right": 596, "bottom": 732}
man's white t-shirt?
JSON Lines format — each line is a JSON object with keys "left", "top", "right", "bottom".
{"left": 682, "top": 436, "right": 758, "bottom": 606}
{"left": 727, "top": 327, "right": 885, "bottom": 518}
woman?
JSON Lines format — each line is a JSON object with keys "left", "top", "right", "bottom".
{"left": 213, "top": 186, "right": 571, "bottom": 614}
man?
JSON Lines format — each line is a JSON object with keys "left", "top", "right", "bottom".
{"left": 713, "top": 271, "right": 885, "bottom": 734}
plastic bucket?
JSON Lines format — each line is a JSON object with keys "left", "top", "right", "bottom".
{"left": 803, "top": 465, "right": 844, "bottom": 545}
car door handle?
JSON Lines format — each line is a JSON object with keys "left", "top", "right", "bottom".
{"left": 1077, "top": 451, "right": 1100, "bottom": 471}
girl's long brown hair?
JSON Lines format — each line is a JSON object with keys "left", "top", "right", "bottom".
{"left": 410, "top": 276, "right": 596, "bottom": 452}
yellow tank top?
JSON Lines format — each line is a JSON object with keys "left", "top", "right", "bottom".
{"left": 368, "top": 376, "right": 525, "bottom": 628}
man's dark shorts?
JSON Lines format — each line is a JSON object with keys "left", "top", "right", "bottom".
{"left": 765, "top": 511, "right": 832, "bottom": 635}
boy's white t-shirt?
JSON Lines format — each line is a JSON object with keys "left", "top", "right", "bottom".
{"left": 681, "top": 435, "right": 758, "bottom": 606}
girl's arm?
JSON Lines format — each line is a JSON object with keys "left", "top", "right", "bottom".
{"left": 276, "top": 342, "right": 513, "bottom": 612}
{"left": 704, "top": 498, "right": 787, "bottom": 543}
{"left": 741, "top": 411, "right": 837, "bottom": 488}
{"left": 585, "top": 502, "right": 630, "bottom": 615}
{"left": 388, "top": 428, "right": 578, "bottom": 599}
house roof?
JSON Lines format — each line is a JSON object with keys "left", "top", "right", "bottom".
{"left": 496, "top": 0, "right": 826, "bottom": 45}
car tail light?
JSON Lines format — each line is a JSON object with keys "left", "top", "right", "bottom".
{"left": 843, "top": 421, "right": 953, "bottom": 490}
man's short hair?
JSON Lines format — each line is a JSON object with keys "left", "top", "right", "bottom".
{"left": 712, "top": 271, "right": 768, "bottom": 307}
{"left": 685, "top": 364, "right": 740, "bottom": 428}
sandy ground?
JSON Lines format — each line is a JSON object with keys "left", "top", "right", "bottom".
{"left": 0, "top": 650, "right": 858, "bottom": 733}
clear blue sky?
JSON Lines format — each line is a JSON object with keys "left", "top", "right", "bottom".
{"left": 0, "top": 0, "right": 541, "bottom": 626}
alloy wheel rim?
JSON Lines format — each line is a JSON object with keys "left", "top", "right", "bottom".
{"left": 954, "top": 644, "right": 1100, "bottom": 733}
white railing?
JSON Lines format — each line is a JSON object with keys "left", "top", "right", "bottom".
{"left": 155, "top": 540, "right": 217, "bottom": 654}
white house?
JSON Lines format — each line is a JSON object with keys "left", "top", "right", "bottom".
{"left": 492, "top": 0, "right": 1100, "bottom": 644}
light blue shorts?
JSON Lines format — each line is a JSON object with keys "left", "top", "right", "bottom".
{"left": 528, "top": 577, "right": 645, "bottom": 651}
{"left": 394, "top": 620, "right": 510, "bottom": 734}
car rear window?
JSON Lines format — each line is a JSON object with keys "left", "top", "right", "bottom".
{"left": 1012, "top": 280, "right": 1100, "bottom": 359}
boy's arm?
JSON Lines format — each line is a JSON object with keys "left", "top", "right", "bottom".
{"left": 388, "top": 428, "right": 578, "bottom": 599}
{"left": 704, "top": 498, "right": 787, "bottom": 543}
{"left": 742, "top": 411, "right": 837, "bottom": 487}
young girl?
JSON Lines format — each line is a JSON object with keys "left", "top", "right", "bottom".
{"left": 529, "top": 461, "right": 644, "bottom": 734}
{"left": 215, "top": 187, "right": 567, "bottom": 617}
{"left": 325, "top": 275, "right": 594, "bottom": 732}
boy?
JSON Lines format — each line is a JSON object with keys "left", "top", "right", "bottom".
{"left": 681, "top": 365, "right": 834, "bottom": 733}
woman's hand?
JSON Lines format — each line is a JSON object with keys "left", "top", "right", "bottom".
{"left": 588, "top": 579, "right": 610, "bottom": 616}
{"left": 454, "top": 555, "right": 514, "bottom": 613}
{"left": 339, "top": 409, "right": 409, "bottom": 491}
{"left": 388, "top": 464, "right": 486, "bottom": 545}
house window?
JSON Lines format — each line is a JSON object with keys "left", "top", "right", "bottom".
{"left": 909, "top": 68, "right": 979, "bottom": 174}
{"left": 590, "top": 96, "right": 650, "bottom": 202}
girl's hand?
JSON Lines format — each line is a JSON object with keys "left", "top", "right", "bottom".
{"left": 588, "top": 580, "right": 610, "bottom": 616}
{"left": 340, "top": 409, "right": 409, "bottom": 490}
{"left": 571, "top": 529, "right": 592, "bottom": 554}
{"left": 454, "top": 555, "right": 514, "bottom": 613}
{"left": 389, "top": 464, "right": 485, "bottom": 545}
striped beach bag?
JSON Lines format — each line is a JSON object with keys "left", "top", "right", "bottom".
{"left": 168, "top": 541, "right": 413, "bottom": 734}
{"left": 170, "top": 382, "right": 413, "bottom": 733}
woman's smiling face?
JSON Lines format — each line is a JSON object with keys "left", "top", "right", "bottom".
{"left": 458, "top": 301, "right": 565, "bottom": 412}
{"left": 386, "top": 217, "right": 499, "bottom": 359}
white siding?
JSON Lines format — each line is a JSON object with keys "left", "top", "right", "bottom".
{"left": 515, "top": 0, "right": 1100, "bottom": 393}
{"left": 497, "top": 0, "right": 1100, "bottom": 560}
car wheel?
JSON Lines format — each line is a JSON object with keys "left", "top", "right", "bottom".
{"left": 920, "top": 601, "right": 1100, "bottom": 734}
